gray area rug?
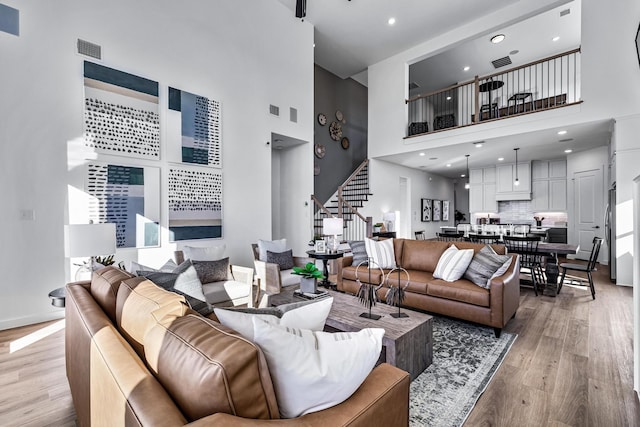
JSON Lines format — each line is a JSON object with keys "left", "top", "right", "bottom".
{"left": 409, "top": 316, "right": 517, "bottom": 427}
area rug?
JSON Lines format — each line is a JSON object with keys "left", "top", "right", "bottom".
{"left": 409, "top": 316, "right": 517, "bottom": 427}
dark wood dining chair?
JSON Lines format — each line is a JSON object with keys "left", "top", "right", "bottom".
{"left": 558, "top": 237, "right": 603, "bottom": 300}
{"left": 414, "top": 230, "right": 426, "bottom": 240}
{"left": 503, "top": 235, "right": 545, "bottom": 296}
{"left": 468, "top": 233, "right": 499, "bottom": 244}
{"left": 436, "top": 232, "right": 464, "bottom": 242}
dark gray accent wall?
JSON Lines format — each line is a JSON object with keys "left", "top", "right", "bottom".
{"left": 314, "top": 65, "right": 367, "bottom": 204}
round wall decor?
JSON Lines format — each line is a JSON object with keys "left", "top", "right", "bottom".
{"left": 317, "top": 113, "right": 327, "bottom": 126}
{"left": 329, "top": 121, "right": 342, "bottom": 141}
{"left": 341, "top": 137, "right": 350, "bottom": 150}
{"left": 335, "top": 110, "right": 344, "bottom": 121}
{"left": 314, "top": 143, "right": 326, "bottom": 158}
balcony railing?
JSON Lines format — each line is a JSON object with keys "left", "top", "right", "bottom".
{"left": 406, "top": 48, "right": 581, "bottom": 137}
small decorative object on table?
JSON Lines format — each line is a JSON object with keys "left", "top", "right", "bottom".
{"left": 314, "top": 239, "right": 326, "bottom": 253}
{"left": 385, "top": 267, "right": 410, "bottom": 318}
{"left": 355, "top": 259, "right": 384, "bottom": 320}
{"left": 534, "top": 216, "right": 545, "bottom": 227}
{"left": 292, "top": 262, "right": 325, "bottom": 294}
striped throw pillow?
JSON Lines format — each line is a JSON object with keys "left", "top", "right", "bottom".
{"left": 364, "top": 238, "right": 396, "bottom": 269}
{"left": 463, "top": 245, "right": 512, "bottom": 289}
{"left": 433, "top": 245, "right": 474, "bottom": 282}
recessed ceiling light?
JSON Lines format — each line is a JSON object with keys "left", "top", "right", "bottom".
{"left": 463, "top": 66, "right": 470, "bottom": 72}
{"left": 388, "top": 17, "right": 396, "bottom": 25}
{"left": 429, "top": 157, "right": 438, "bottom": 160}
{"left": 552, "top": 36, "right": 560, "bottom": 42}
{"left": 498, "top": 157, "right": 504, "bottom": 161}
{"left": 446, "top": 163, "right": 452, "bottom": 167}
{"left": 446, "top": 96, "right": 452, "bottom": 100}
{"left": 419, "top": 152, "right": 425, "bottom": 156}
{"left": 510, "top": 50, "right": 519, "bottom": 55}
{"left": 313, "top": 43, "right": 316, "bottom": 48}
{"left": 490, "top": 34, "right": 505, "bottom": 44}
{"left": 474, "top": 142, "right": 483, "bottom": 148}
{"left": 557, "top": 130, "right": 568, "bottom": 135}
{"left": 564, "top": 149, "right": 573, "bottom": 153}
{"left": 460, "top": 173, "right": 466, "bottom": 178}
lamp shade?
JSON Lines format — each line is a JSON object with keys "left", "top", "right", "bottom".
{"left": 65, "top": 223, "right": 117, "bottom": 258}
{"left": 323, "top": 217, "right": 344, "bottom": 236}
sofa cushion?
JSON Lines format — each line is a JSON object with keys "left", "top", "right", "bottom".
{"left": 401, "top": 240, "right": 450, "bottom": 272}
{"left": 266, "top": 249, "right": 295, "bottom": 270}
{"left": 463, "top": 245, "right": 513, "bottom": 289}
{"left": 384, "top": 269, "right": 432, "bottom": 295}
{"left": 193, "top": 258, "right": 230, "bottom": 283}
{"left": 280, "top": 268, "right": 303, "bottom": 287}
{"left": 454, "top": 241, "right": 507, "bottom": 255}
{"left": 364, "top": 238, "right": 396, "bottom": 269}
{"left": 342, "top": 265, "right": 385, "bottom": 285}
{"left": 202, "top": 280, "right": 251, "bottom": 304}
{"left": 213, "top": 297, "right": 333, "bottom": 341}
{"left": 251, "top": 318, "right": 384, "bottom": 418}
{"left": 347, "top": 240, "right": 368, "bottom": 266}
{"left": 433, "top": 245, "right": 474, "bottom": 282}
{"left": 90, "top": 266, "right": 134, "bottom": 323}
{"left": 115, "top": 277, "right": 188, "bottom": 357}
{"left": 258, "top": 238, "right": 287, "bottom": 261}
{"left": 183, "top": 244, "right": 226, "bottom": 261}
{"left": 144, "top": 314, "right": 280, "bottom": 421}
{"left": 426, "top": 279, "right": 490, "bottom": 307}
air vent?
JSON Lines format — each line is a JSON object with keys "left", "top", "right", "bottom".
{"left": 560, "top": 8, "right": 570, "bottom": 17}
{"left": 491, "top": 56, "right": 512, "bottom": 69}
{"left": 408, "top": 81, "right": 420, "bottom": 90}
{"left": 77, "top": 39, "right": 102, "bottom": 60}
{"left": 289, "top": 107, "right": 298, "bottom": 123}
{"left": 269, "top": 104, "right": 280, "bottom": 116}
{"left": 559, "top": 138, "right": 574, "bottom": 142}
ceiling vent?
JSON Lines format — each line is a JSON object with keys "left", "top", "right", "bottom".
{"left": 289, "top": 107, "right": 298, "bottom": 123}
{"left": 560, "top": 8, "right": 570, "bottom": 17}
{"left": 491, "top": 56, "right": 512, "bottom": 69}
{"left": 77, "top": 39, "right": 102, "bottom": 60}
{"left": 269, "top": 104, "right": 280, "bottom": 117}
{"left": 408, "top": 81, "right": 420, "bottom": 90}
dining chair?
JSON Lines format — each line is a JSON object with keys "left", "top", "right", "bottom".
{"left": 436, "top": 232, "right": 464, "bottom": 242}
{"left": 414, "top": 230, "right": 426, "bottom": 240}
{"left": 558, "top": 237, "right": 603, "bottom": 300}
{"left": 468, "top": 233, "right": 499, "bottom": 244}
{"left": 503, "top": 235, "right": 544, "bottom": 296}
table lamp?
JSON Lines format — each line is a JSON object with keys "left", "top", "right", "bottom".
{"left": 65, "top": 223, "right": 117, "bottom": 280}
{"left": 323, "top": 217, "right": 344, "bottom": 253}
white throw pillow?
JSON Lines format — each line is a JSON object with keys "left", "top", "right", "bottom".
{"left": 251, "top": 318, "right": 384, "bottom": 418}
{"left": 214, "top": 297, "right": 333, "bottom": 342}
{"left": 433, "top": 245, "right": 475, "bottom": 282}
{"left": 364, "top": 238, "right": 396, "bottom": 269}
{"left": 183, "top": 245, "right": 226, "bottom": 261}
{"left": 257, "top": 239, "right": 287, "bottom": 262}
{"left": 129, "top": 259, "right": 177, "bottom": 275}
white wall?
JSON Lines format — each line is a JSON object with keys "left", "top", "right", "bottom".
{"left": 362, "top": 160, "right": 455, "bottom": 239}
{"left": 0, "top": 0, "right": 313, "bottom": 330}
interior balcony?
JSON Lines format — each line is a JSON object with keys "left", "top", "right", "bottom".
{"left": 405, "top": 48, "right": 581, "bottom": 138}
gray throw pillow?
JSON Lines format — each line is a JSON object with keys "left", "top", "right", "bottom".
{"left": 266, "top": 249, "right": 295, "bottom": 270}
{"left": 348, "top": 240, "right": 368, "bottom": 266}
{"left": 192, "top": 258, "right": 230, "bottom": 284}
{"left": 463, "top": 245, "right": 512, "bottom": 289}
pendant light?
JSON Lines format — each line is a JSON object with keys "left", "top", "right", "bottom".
{"left": 464, "top": 154, "right": 470, "bottom": 189}
{"left": 514, "top": 148, "right": 520, "bottom": 186}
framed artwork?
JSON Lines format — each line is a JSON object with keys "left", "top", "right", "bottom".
{"left": 442, "top": 200, "right": 450, "bottom": 221}
{"left": 86, "top": 162, "right": 160, "bottom": 248}
{"left": 168, "top": 166, "right": 223, "bottom": 241}
{"left": 314, "top": 240, "right": 326, "bottom": 253}
{"left": 168, "top": 87, "right": 222, "bottom": 168}
{"left": 83, "top": 61, "right": 160, "bottom": 159}
{"left": 433, "top": 200, "right": 442, "bottom": 221}
{"left": 421, "top": 198, "right": 432, "bottom": 222}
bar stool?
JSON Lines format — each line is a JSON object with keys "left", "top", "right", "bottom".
{"left": 507, "top": 92, "right": 534, "bottom": 115}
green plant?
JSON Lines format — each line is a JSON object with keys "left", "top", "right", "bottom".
{"left": 291, "top": 262, "right": 325, "bottom": 280}
{"left": 95, "top": 255, "right": 116, "bottom": 266}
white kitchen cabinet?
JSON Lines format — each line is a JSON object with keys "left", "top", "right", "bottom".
{"left": 532, "top": 180, "right": 549, "bottom": 210}
{"left": 496, "top": 162, "right": 531, "bottom": 200}
{"left": 549, "top": 179, "right": 567, "bottom": 210}
{"left": 469, "top": 167, "right": 497, "bottom": 212}
{"left": 531, "top": 159, "right": 567, "bottom": 211}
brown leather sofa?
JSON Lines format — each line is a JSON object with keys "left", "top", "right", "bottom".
{"left": 337, "top": 239, "right": 520, "bottom": 337}
{"left": 66, "top": 266, "right": 410, "bottom": 426}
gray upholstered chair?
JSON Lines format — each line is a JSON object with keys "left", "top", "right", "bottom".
{"left": 174, "top": 251, "right": 255, "bottom": 308}
{"left": 251, "top": 243, "right": 313, "bottom": 297}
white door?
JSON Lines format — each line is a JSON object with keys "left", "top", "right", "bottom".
{"left": 574, "top": 168, "right": 604, "bottom": 260}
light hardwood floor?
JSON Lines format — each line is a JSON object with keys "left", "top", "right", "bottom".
{"left": 1, "top": 262, "right": 638, "bottom": 426}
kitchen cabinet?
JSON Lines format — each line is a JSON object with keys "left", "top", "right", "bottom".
{"left": 469, "top": 167, "right": 497, "bottom": 212}
{"left": 532, "top": 160, "right": 567, "bottom": 211}
{"left": 496, "top": 162, "right": 531, "bottom": 200}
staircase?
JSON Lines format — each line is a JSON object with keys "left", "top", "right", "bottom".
{"left": 312, "top": 160, "right": 372, "bottom": 241}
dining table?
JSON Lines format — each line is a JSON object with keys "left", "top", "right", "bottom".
{"left": 534, "top": 242, "right": 579, "bottom": 297}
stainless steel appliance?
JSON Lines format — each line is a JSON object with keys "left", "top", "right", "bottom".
{"left": 605, "top": 182, "right": 616, "bottom": 282}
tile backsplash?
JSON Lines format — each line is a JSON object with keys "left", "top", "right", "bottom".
{"left": 472, "top": 200, "right": 567, "bottom": 226}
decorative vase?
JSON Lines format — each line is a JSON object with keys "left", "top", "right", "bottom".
{"left": 536, "top": 220, "right": 542, "bottom": 227}
{"left": 300, "top": 277, "right": 317, "bottom": 294}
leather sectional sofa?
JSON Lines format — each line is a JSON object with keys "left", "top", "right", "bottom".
{"left": 65, "top": 266, "right": 410, "bottom": 426}
{"left": 337, "top": 239, "right": 520, "bottom": 337}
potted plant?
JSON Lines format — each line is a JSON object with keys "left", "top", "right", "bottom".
{"left": 292, "top": 262, "right": 325, "bottom": 294}
{"left": 373, "top": 222, "right": 383, "bottom": 233}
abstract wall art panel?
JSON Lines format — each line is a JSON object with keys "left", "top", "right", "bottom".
{"left": 168, "top": 166, "right": 223, "bottom": 241}
{"left": 83, "top": 61, "right": 160, "bottom": 159}
{"left": 421, "top": 199, "right": 432, "bottom": 222}
{"left": 86, "top": 163, "right": 160, "bottom": 248}
{"left": 168, "top": 87, "right": 221, "bottom": 167}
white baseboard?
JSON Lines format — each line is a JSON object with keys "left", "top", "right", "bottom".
{"left": 0, "top": 310, "right": 65, "bottom": 331}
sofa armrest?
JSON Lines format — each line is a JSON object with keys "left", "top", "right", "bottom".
{"left": 185, "top": 363, "right": 409, "bottom": 426}
{"left": 231, "top": 265, "right": 253, "bottom": 286}
{"left": 335, "top": 255, "right": 353, "bottom": 289}
{"left": 488, "top": 254, "right": 520, "bottom": 327}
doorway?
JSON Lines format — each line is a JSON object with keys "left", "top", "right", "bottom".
{"left": 573, "top": 167, "right": 604, "bottom": 260}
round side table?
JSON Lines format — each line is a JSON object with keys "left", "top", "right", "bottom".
{"left": 306, "top": 250, "right": 345, "bottom": 289}
{"left": 48, "top": 287, "right": 66, "bottom": 308}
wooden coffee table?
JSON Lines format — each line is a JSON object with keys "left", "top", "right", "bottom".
{"left": 270, "top": 289, "right": 433, "bottom": 380}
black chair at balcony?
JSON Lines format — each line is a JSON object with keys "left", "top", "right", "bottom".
{"left": 507, "top": 92, "right": 534, "bottom": 115}
{"left": 479, "top": 103, "right": 499, "bottom": 120}
{"left": 503, "top": 235, "right": 545, "bottom": 296}
{"left": 433, "top": 114, "right": 456, "bottom": 130}
{"left": 436, "top": 232, "right": 464, "bottom": 242}
{"left": 468, "top": 233, "right": 500, "bottom": 245}
{"left": 558, "top": 237, "right": 603, "bottom": 300}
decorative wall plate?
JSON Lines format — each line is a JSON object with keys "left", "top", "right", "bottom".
{"left": 314, "top": 143, "right": 326, "bottom": 158}
{"left": 317, "top": 113, "right": 327, "bottom": 126}
{"left": 329, "top": 121, "right": 342, "bottom": 141}
{"left": 335, "top": 110, "right": 344, "bottom": 121}
{"left": 341, "top": 137, "right": 350, "bottom": 150}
